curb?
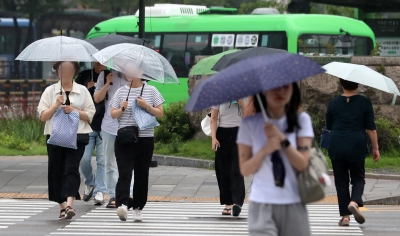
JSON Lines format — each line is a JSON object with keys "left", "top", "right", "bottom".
{"left": 153, "top": 155, "right": 214, "bottom": 169}
{"left": 327, "top": 170, "right": 400, "bottom": 181}
{"left": 364, "top": 195, "right": 400, "bottom": 205}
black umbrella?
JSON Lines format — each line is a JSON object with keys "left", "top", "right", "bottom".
{"left": 85, "top": 34, "right": 150, "bottom": 50}
{"left": 211, "top": 47, "right": 288, "bottom": 72}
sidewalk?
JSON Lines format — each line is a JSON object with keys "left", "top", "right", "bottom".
{"left": 0, "top": 156, "right": 400, "bottom": 204}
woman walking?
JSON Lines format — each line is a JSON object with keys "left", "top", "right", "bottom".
{"left": 110, "top": 75, "right": 164, "bottom": 222}
{"left": 37, "top": 61, "right": 95, "bottom": 219}
{"left": 210, "top": 101, "right": 246, "bottom": 216}
{"left": 237, "top": 82, "right": 313, "bottom": 236}
{"left": 326, "top": 79, "right": 380, "bottom": 226}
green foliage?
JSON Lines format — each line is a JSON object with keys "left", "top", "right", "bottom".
{"left": 238, "top": 1, "right": 287, "bottom": 14}
{"left": 155, "top": 101, "right": 195, "bottom": 143}
{"left": 0, "top": 102, "right": 45, "bottom": 149}
{"left": 374, "top": 117, "right": 400, "bottom": 152}
{"left": 0, "top": 132, "right": 31, "bottom": 151}
{"left": 154, "top": 138, "right": 214, "bottom": 160}
{"left": 371, "top": 42, "right": 382, "bottom": 56}
{"left": 310, "top": 3, "right": 354, "bottom": 18}
{"left": 376, "top": 64, "right": 386, "bottom": 75}
{"left": 308, "top": 108, "right": 326, "bottom": 145}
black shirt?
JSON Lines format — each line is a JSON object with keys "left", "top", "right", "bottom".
{"left": 76, "top": 69, "right": 100, "bottom": 97}
{"left": 326, "top": 95, "right": 376, "bottom": 161}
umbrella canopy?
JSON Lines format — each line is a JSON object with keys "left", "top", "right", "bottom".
{"left": 185, "top": 53, "right": 324, "bottom": 112}
{"left": 86, "top": 34, "right": 149, "bottom": 50}
{"left": 16, "top": 36, "right": 98, "bottom": 62}
{"left": 323, "top": 62, "right": 400, "bottom": 96}
{"left": 189, "top": 49, "right": 239, "bottom": 76}
{"left": 93, "top": 43, "right": 178, "bottom": 84}
{"left": 211, "top": 47, "right": 288, "bottom": 72}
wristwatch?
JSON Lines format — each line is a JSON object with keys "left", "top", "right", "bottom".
{"left": 281, "top": 139, "right": 291, "bottom": 149}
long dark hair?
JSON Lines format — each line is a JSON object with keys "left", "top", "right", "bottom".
{"left": 253, "top": 82, "right": 301, "bottom": 133}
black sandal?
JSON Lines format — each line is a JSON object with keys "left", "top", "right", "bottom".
{"left": 106, "top": 198, "right": 116, "bottom": 208}
{"left": 222, "top": 208, "right": 232, "bottom": 215}
{"left": 65, "top": 206, "right": 76, "bottom": 219}
{"left": 58, "top": 209, "right": 66, "bottom": 219}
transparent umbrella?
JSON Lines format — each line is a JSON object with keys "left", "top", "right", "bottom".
{"left": 92, "top": 43, "right": 178, "bottom": 84}
{"left": 16, "top": 36, "right": 98, "bottom": 62}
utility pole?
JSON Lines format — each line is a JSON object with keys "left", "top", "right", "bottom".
{"left": 138, "top": 0, "right": 145, "bottom": 39}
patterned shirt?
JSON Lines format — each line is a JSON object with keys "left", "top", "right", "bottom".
{"left": 109, "top": 83, "right": 164, "bottom": 137}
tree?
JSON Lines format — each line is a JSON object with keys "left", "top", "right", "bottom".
{"left": 238, "top": 1, "right": 287, "bottom": 14}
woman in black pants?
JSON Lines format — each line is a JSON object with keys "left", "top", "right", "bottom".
{"left": 210, "top": 101, "right": 246, "bottom": 216}
{"left": 110, "top": 75, "right": 164, "bottom": 222}
{"left": 326, "top": 79, "right": 380, "bottom": 226}
{"left": 37, "top": 61, "right": 95, "bottom": 219}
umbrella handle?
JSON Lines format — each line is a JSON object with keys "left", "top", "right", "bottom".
{"left": 256, "top": 94, "right": 269, "bottom": 123}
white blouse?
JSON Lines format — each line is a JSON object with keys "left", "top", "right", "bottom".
{"left": 37, "top": 81, "right": 95, "bottom": 135}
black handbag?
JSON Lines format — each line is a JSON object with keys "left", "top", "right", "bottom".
{"left": 90, "top": 70, "right": 110, "bottom": 132}
{"left": 117, "top": 126, "right": 139, "bottom": 144}
{"left": 77, "top": 133, "right": 90, "bottom": 144}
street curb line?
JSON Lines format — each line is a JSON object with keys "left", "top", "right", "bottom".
{"left": 363, "top": 195, "right": 400, "bottom": 205}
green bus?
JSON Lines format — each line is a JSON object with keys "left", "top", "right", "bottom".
{"left": 86, "top": 4, "right": 376, "bottom": 105}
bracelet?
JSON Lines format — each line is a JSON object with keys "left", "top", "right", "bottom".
{"left": 146, "top": 106, "right": 151, "bottom": 110}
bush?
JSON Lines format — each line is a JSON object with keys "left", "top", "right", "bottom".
{"left": 155, "top": 101, "right": 195, "bottom": 143}
{"left": 0, "top": 132, "right": 31, "bottom": 151}
{"left": 0, "top": 107, "right": 45, "bottom": 144}
{"left": 374, "top": 117, "right": 400, "bottom": 152}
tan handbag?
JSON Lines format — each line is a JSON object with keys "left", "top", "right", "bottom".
{"left": 297, "top": 141, "right": 329, "bottom": 204}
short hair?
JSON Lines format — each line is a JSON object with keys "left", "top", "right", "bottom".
{"left": 53, "top": 61, "right": 80, "bottom": 77}
{"left": 340, "top": 78, "right": 358, "bottom": 91}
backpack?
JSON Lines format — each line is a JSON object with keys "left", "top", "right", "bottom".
{"left": 90, "top": 70, "right": 110, "bottom": 132}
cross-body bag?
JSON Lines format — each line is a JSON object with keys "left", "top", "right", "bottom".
{"left": 116, "top": 84, "right": 140, "bottom": 145}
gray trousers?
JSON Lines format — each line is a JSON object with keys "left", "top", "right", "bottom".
{"left": 248, "top": 202, "right": 311, "bottom": 236}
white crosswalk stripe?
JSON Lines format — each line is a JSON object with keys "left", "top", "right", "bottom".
{"left": 49, "top": 202, "right": 363, "bottom": 236}
{"left": 0, "top": 199, "right": 56, "bottom": 232}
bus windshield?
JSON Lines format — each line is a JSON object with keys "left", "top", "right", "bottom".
{"left": 298, "top": 34, "right": 374, "bottom": 56}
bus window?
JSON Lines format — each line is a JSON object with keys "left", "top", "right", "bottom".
{"left": 298, "top": 34, "right": 373, "bottom": 56}
{"left": 260, "top": 32, "right": 287, "bottom": 50}
{"left": 185, "top": 34, "right": 210, "bottom": 70}
{"left": 162, "top": 34, "right": 188, "bottom": 77}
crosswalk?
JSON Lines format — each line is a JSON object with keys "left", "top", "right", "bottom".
{"left": 0, "top": 199, "right": 56, "bottom": 233}
{"left": 48, "top": 202, "right": 364, "bottom": 236}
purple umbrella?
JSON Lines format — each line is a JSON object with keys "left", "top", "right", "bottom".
{"left": 185, "top": 53, "right": 325, "bottom": 121}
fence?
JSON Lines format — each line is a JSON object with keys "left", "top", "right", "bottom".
{"left": 0, "top": 79, "right": 59, "bottom": 107}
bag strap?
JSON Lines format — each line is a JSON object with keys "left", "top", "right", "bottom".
{"left": 104, "top": 70, "right": 109, "bottom": 101}
{"left": 140, "top": 83, "right": 145, "bottom": 97}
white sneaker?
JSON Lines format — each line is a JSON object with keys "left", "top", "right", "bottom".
{"left": 117, "top": 205, "right": 128, "bottom": 221}
{"left": 133, "top": 208, "right": 143, "bottom": 222}
{"left": 94, "top": 192, "right": 104, "bottom": 205}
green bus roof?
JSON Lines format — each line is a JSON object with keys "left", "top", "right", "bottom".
{"left": 87, "top": 14, "right": 375, "bottom": 41}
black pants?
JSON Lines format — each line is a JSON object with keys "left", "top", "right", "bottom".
{"left": 47, "top": 136, "right": 87, "bottom": 204}
{"left": 215, "top": 127, "right": 245, "bottom": 206}
{"left": 332, "top": 159, "right": 365, "bottom": 216}
{"left": 115, "top": 136, "right": 154, "bottom": 210}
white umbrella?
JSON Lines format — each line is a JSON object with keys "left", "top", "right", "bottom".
{"left": 92, "top": 43, "right": 179, "bottom": 84}
{"left": 323, "top": 62, "right": 400, "bottom": 96}
{"left": 16, "top": 36, "right": 98, "bottom": 62}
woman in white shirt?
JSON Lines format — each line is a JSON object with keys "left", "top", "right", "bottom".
{"left": 237, "top": 82, "right": 313, "bottom": 236}
{"left": 37, "top": 61, "right": 95, "bottom": 220}
{"left": 210, "top": 100, "right": 246, "bottom": 216}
